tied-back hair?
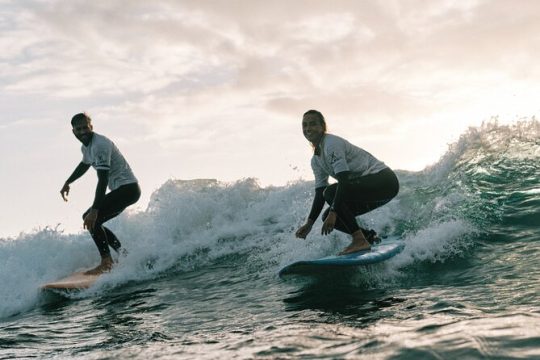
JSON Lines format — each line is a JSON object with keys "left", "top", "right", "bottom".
{"left": 303, "top": 109, "right": 327, "bottom": 133}
{"left": 71, "top": 112, "right": 91, "bottom": 126}
{"left": 303, "top": 109, "right": 327, "bottom": 155}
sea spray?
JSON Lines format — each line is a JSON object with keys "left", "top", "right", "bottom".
{"left": 0, "top": 118, "right": 537, "bottom": 320}
{"left": 0, "top": 228, "right": 95, "bottom": 318}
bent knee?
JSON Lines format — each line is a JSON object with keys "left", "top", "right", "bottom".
{"left": 322, "top": 184, "right": 337, "bottom": 203}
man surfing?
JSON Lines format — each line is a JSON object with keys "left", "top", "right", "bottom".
{"left": 60, "top": 113, "right": 141, "bottom": 274}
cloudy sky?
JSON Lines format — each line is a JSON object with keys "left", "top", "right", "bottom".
{"left": 1, "top": 0, "right": 539, "bottom": 237}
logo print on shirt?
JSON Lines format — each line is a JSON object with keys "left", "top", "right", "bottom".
{"left": 329, "top": 152, "right": 339, "bottom": 164}
{"left": 96, "top": 151, "right": 108, "bottom": 166}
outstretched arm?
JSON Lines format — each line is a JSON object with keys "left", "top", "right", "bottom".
{"left": 60, "top": 162, "right": 91, "bottom": 201}
{"left": 295, "top": 187, "right": 326, "bottom": 239}
{"left": 83, "top": 169, "right": 109, "bottom": 231}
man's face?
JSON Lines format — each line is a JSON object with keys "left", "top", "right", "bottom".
{"left": 72, "top": 119, "right": 93, "bottom": 144}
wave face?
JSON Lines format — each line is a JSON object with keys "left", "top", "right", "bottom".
{"left": 0, "top": 119, "right": 538, "bottom": 359}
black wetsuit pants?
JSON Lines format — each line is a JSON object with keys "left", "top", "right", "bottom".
{"left": 321, "top": 168, "right": 399, "bottom": 235}
{"left": 83, "top": 182, "right": 141, "bottom": 258}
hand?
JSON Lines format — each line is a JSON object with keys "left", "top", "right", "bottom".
{"left": 321, "top": 211, "right": 337, "bottom": 235}
{"left": 83, "top": 209, "right": 98, "bottom": 231}
{"left": 295, "top": 222, "right": 313, "bottom": 239}
{"left": 60, "top": 183, "right": 70, "bottom": 201}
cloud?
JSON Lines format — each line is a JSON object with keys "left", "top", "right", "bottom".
{"left": 1, "top": 0, "right": 540, "bottom": 145}
{"left": 2, "top": 0, "right": 538, "bottom": 152}
{"left": 3, "top": 0, "right": 537, "bottom": 98}
{"left": 1, "top": 1, "right": 233, "bottom": 97}
{"left": 2, "top": 0, "right": 540, "bottom": 238}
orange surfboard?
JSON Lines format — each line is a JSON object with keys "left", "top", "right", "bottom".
{"left": 42, "top": 271, "right": 101, "bottom": 290}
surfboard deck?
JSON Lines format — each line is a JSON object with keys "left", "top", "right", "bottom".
{"left": 279, "top": 238, "right": 405, "bottom": 278}
{"left": 42, "top": 271, "right": 101, "bottom": 290}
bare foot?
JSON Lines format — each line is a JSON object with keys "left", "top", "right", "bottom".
{"left": 84, "top": 257, "right": 113, "bottom": 275}
{"left": 338, "top": 230, "right": 372, "bottom": 255}
{"left": 338, "top": 242, "right": 371, "bottom": 255}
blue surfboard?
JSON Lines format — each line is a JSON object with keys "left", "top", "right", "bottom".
{"left": 279, "top": 238, "right": 404, "bottom": 278}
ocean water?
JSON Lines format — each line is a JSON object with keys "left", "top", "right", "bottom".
{"left": 1, "top": 119, "right": 539, "bottom": 359}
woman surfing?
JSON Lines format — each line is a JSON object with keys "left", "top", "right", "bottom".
{"left": 295, "top": 110, "right": 399, "bottom": 255}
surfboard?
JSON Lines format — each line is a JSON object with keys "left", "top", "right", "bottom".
{"left": 42, "top": 271, "right": 101, "bottom": 290}
{"left": 279, "top": 239, "right": 405, "bottom": 278}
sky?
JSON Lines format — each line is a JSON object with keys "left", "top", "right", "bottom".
{"left": 1, "top": 0, "right": 540, "bottom": 237}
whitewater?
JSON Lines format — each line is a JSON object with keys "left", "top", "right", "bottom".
{"left": 0, "top": 119, "right": 538, "bottom": 359}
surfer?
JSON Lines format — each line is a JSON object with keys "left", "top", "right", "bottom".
{"left": 295, "top": 110, "right": 399, "bottom": 255}
{"left": 60, "top": 113, "right": 141, "bottom": 274}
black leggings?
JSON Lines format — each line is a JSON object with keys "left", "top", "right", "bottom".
{"left": 322, "top": 168, "right": 399, "bottom": 235}
{"left": 83, "top": 182, "right": 141, "bottom": 258}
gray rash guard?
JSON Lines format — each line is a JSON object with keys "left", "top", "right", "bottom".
{"left": 310, "top": 133, "right": 387, "bottom": 189}
{"left": 81, "top": 132, "right": 137, "bottom": 191}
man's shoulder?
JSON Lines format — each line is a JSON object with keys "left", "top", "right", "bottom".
{"left": 91, "top": 133, "right": 113, "bottom": 148}
{"left": 92, "top": 132, "right": 111, "bottom": 141}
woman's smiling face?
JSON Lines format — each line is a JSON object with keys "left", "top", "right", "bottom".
{"left": 302, "top": 113, "right": 325, "bottom": 144}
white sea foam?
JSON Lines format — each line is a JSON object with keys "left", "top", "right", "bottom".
{"left": 391, "top": 219, "right": 476, "bottom": 267}
{"left": 0, "top": 229, "right": 97, "bottom": 318}
{"left": 0, "top": 177, "right": 477, "bottom": 317}
{"left": 5, "top": 118, "right": 535, "bottom": 318}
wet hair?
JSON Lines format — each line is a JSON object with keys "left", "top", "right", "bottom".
{"left": 71, "top": 113, "right": 91, "bottom": 126}
{"left": 303, "top": 109, "right": 327, "bottom": 133}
